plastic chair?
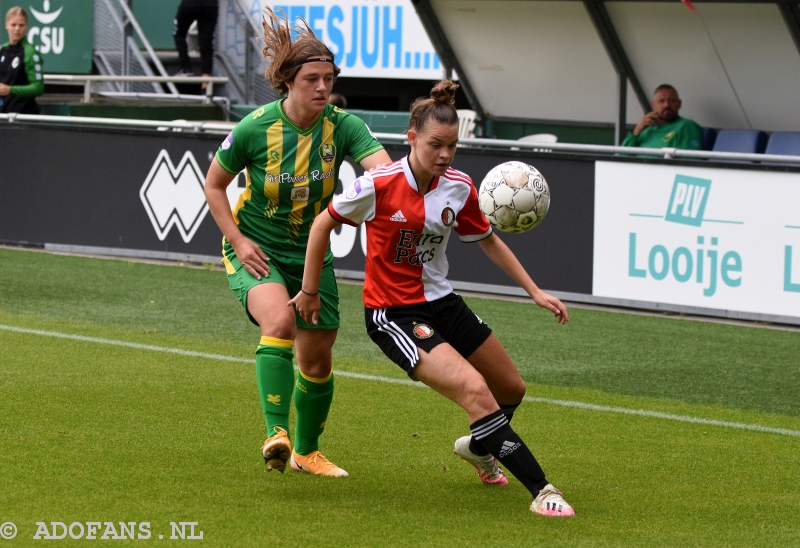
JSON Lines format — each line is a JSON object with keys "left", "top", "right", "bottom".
{"left": 514, "top": 133, "right": 558, "bottom": 152}
{"left": 763, "top": 131, "right": 800, "bottom": 166}
{"left": 157, "top": 119, "right": 188, "bottom": 132}
{"left": 712, "top": 129, "right": 768, "bottom": 154}
{"left": 765, "top": 132, "right": 800, "bottom": 156}
{"left": 518, "top": 133, "right": 558, "bottom": 144}
{"left": 456, "top": 109, "right": 477, "bottom": 139}
{"left": 701, "top": 127, "right": 717, "bottom": 151}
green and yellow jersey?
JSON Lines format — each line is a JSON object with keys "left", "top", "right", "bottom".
{"left": 215, "top": 100, "right": 384, "bottom": 260}
{"left": 621, "top": 116, "right": 702, "bottom": 150}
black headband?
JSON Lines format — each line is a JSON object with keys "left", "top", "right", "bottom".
{"left": 286, "top": 57, "right": 335, "bottom": 69}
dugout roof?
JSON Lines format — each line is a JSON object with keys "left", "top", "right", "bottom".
{"left": 412, "top": 0, "right": 800, "bottom": 138}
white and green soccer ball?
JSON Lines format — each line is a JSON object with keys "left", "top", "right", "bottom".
{"left": 478, "top": 161, "right": 550, "bottom": 234}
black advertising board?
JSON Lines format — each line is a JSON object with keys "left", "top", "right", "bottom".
{"left": 0, "top": 123, "right": 224, "bottom": 255}
{"left": 0, "top": 123, "right": 594, "bottom": 295}
{"left": 334, "top": 144, "right": 594, "bottom": 294}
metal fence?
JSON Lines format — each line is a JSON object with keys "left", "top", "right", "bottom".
{"left": 93, "top": 0, "right": 177, "bottom": 95}
{"left": 88, "top": 0, "right": 278, "bottom": 107}
{"left": 215, "top": 0, "right": 280, "bottom": 107}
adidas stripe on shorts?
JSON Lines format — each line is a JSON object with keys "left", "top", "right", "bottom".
{"left": 364, "top": 293, "right": 492, "bottom": 379}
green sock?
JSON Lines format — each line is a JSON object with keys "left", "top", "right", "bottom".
{"left": 255, "top": 336, "right": 295, "bottom": 438}
{"left": 293, "top": 370, "right": 334, "bottom": 455}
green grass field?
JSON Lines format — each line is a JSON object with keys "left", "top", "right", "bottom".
{"left": 1, "top": 247, "right": 799, "bottom": 546}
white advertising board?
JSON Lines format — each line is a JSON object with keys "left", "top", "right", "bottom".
{"left": 593, "top": 162, "right": 800, "bottom": 319}
{"left": 246, "top": 1, "right": 443, "bottom": 79}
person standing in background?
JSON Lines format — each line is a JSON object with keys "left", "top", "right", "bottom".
{"left": 173, "top": 0, "right": 218, "bottom": 88}
{"left": 0, "top": 7, "right": 43, "bottom": 114}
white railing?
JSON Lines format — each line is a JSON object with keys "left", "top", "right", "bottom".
{"left": 0, "top": 112, "right": 235, "bottom": 133}
{"left": 374, "top": 134, "right": 800, "bottom": 165}
{"left": 44, "top": 74, "right": 229, "bottom": 105}
{"left": 2, "top": 112, "right": 800, "bottom": 165}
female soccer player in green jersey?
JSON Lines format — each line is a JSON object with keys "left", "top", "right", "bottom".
{"left": 204, "top": 8, "right": 391, "bottom": 477}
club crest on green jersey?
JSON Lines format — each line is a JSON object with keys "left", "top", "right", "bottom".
{"left": 319, "top": 143, "right": 336, "bottom": 164}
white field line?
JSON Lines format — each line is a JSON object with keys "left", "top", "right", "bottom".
{"left": 3, "top": 324, "right": 799, "bottom": 439}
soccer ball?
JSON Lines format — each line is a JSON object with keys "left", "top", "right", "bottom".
{"left": 478, "top": 161, "right": 550, "bottom": 233}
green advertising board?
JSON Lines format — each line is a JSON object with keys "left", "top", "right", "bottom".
{"left": 1, "top": 0, "right": 94, "bottom": 74}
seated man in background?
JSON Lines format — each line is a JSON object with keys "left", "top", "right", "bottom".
{"left": 622, "top": 84, "right": 702, "bottom": 150}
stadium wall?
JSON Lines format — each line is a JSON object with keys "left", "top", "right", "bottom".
{"left": 1, "top": 122, "right": 798, "bottom": 326}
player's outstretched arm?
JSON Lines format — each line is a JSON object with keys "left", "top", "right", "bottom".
{"left": 288, "top": 210, "right": 342, "bottom": 325}
{"left": 359, "top": 149, "right": 392, "bottom": 171}
{"left": 477, "top": 233, "right": 569, "bottom": 324}
{"left": 205, "top": 159, "right": 270, "bottom": 279}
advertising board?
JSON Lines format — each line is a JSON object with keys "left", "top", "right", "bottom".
{"left": 0, "top": 123, "right": 593, "bottom": 296}
{"left": 16, "top": 0, "right": 94, "bottom": 74}
{"left": 244, "top": 0, "right": 443, "bottom": 79}
{"left": 7, "top": 122, "right": 798, "bottom": 322}
{"left": 593, "top": 161, "right": 800, "bottom": 318}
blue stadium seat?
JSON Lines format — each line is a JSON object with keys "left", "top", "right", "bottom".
{"left": 765, "top": 132, "right": 800, "bottom": 156}
{"left": 762, "top": 131, "right": 800, "bottom": 166}
{"left": 712, "top": 129, "right": 768, "bottom": 154}
{"left": 701, "top": 127, "right": 717, "bottom": 151}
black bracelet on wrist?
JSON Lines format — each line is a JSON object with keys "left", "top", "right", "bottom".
{"left": 301, "top": 288, "right": 319, "bottom": 296}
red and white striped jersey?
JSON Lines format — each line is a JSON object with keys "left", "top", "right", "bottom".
{"left": 329, "top": 156, "right": 492, "bottom": 309}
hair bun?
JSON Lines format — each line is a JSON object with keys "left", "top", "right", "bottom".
{"left": 429, "top": 80, "right": 458, "bottom": 105}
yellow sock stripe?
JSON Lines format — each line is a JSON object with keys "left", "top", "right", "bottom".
{"left": 259, "top": 336, "right": 294, "bottom": 349}
{"left": 298, "top": 369, "right": 333, "bottom": 384}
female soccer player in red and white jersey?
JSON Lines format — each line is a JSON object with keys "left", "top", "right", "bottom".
{"left": 289, "top": 80, "right": 575, "bottom": 516}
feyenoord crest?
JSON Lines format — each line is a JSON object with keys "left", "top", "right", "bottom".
{"left": 412, "top": 323, "right": 434, "bottom": 339}
{"left": 441, "top": 207, "right": 455, "bottom": 227}
{"left": 319, "top": 142, "right": 336, "bottom": 164}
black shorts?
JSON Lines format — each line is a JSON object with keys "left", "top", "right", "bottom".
{"left": 364, "top": 293, "right": 492, "bottom": 380}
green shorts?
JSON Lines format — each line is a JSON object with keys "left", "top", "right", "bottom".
{"left": 223, "top": 249, "right": 340, "bottom": 330}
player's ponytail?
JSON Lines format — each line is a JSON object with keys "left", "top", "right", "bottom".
{"left": 409, "top": 80, "right": 459, "bottom": 132}
{"left": 261, "top": 7, "right": 341, "bottom": 95}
